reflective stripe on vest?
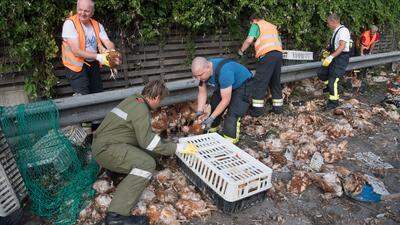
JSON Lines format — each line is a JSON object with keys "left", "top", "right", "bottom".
{"left": 61, "top": 14, "right": 103, "bottom": 72}
{"left": 62, "top": 45, "right": 84, "bottom": 67}
{"left": 254, "top": 20, "right": 283, "bottom": 59}
{"left": 361, "top": 31, "right": 378, "bottom": 50}
{"left": 255, "top": 34, "right": 280, "bottom": 46}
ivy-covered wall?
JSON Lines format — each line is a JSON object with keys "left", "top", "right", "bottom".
{"left": 1, "top": 0, "right": 399, "bottom": 98}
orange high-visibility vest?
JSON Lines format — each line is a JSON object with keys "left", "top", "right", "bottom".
{"left": 62, "top": 14, "right": 103, "bottom": 72}
{"left": 254, "top": 20, "right": 283, "bottom": 58}
{"left": 361, "top": 30, "right": 378, "bottom": 50}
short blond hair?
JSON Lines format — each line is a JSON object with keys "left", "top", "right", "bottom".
{"left": 141, "top": 80, "right": 169, "bottom": 100}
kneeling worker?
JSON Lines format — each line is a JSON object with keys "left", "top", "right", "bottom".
{"left": 360, "top": 25, "right": 380, "bottom": 56}
{"left": 191, "top": 57, "right": 252, "bottom": 144}
{"left": 92, "top": 80, "right": 197, "bottom": 225}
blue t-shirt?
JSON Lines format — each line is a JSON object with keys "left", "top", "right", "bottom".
{"left": 207, "top": 58, "right": 253, "bottom": 89}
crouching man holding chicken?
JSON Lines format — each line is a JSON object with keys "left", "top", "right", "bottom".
{"left": 92, "top": 80, "right": 197, "bottom": 225}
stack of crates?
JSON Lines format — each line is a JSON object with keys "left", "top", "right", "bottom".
{"left": 176, "top": 133, "right": 273, "bottom": 213}
{"left": 0, "top": 127, "right": 26, "bottom": 217}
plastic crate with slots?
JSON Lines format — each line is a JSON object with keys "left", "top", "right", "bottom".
{"left": 283, "top": 50, "right": 314, "bottom": 61}
{"left": 0, "top": 128, "right": 26, "bottom": 217}
{"left": 0, "top": 161, "right": 20, "bottom": 217}
{"left": 176, "top": 133, "right": 272, "bottom": 213}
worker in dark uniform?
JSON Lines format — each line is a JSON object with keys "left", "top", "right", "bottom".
{"left": 191, "top": 57, "right": 252, "bottom": 144}
{"left": 238, "top": 13, "right": 283, "bottom": 117}
{"left": 92, "top": 80, "right": 197, "bottom": 225}
{"left": 318, "top": 13, "right": 351, "bottom": 109}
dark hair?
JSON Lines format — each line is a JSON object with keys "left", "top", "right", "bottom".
{"left": 141, "top": 80, "right": 169, "bottom": 100}
{"left": 249, "top": 12, "right": 262, "bottom": 21}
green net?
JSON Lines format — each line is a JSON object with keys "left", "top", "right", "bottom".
{"left": 0, "top": 100, "right": 99, "bottom": 225}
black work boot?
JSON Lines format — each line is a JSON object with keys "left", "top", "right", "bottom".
{"left": 105, "top": 212, "right": 149, "bottom": 225}
{"left": 248, "top": 107, "right": 265, "bottom": 117}
{"left": 270, "top": 106, "right": 283, "bottom": 114}
{"left": 345, "top": 78, "right": 352, "bottom": 92}
{"left": 359, "top": 81, "right": 367, "bottom": 94}
{"left": 338, "top": 84, "right": 344, "bottom": 95}
{"left": 325, "top": 100, "right": 339, "bottom": 110}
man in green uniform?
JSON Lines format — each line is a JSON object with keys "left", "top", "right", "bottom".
{"left": 92, "top": 80, "right": 197, "bottom": 225}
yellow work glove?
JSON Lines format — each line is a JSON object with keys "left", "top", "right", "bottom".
{"left": 96, "top": 53, "right": 110, "bottom": 67}
{"left": 176, "top": 143, "right": 198, "bottom": 155}
{"left": 321, "top": 50, "right": 330, "bottom": 60}
{"left": 322, "top": 55, "right": 334, "bottom": 67}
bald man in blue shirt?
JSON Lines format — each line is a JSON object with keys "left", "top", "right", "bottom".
{"left": 191, "top": 57, "right": 253, "bottom": 144}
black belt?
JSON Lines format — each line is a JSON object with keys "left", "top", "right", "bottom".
{"left": 258, "top": 50, "right": 282, "bottom": 62}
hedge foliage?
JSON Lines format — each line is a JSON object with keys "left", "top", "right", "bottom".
{"left": 1, "top": 0, "right": 399, "bottom": 98}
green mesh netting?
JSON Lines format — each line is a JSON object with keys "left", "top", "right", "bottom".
{"left": 0, "top": 100, "right": 99, "bottom": 225}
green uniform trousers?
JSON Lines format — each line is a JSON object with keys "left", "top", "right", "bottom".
{"left": 94, "top": 143, "right": 156, "bottom": 216}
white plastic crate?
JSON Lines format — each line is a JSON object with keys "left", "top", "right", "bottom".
{"left": 177, "top": 133, "right": 272, "bottom": 203}
{"left": 61, "top": 125, "right": 88, "bottom": 146}
{"left": 283, "top": 50, "right": 314, "bottom": 61}
{"left": 0, "top": 162, "right": 20, "bottom": 217}
{"left": 0, "top": 128, "right": 26, "bottom": 204}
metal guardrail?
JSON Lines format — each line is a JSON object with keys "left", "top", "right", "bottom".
{"left": 281, "top": 51, "right": 400, "bottom": 82}
{"left": 46, "top": 51, "right": 400, "bottom": 126}
{"left": 55, "top": 79, "right": 200, "bottom": 126}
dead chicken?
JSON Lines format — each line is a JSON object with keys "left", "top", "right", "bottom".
{"left": 105, "top": 50, "right": 122, "bottom": 80}
{"left": 152, "top": 109, "right": 169, "bottom": 133}
{"left": 287, "top": 171, "right": 312, "bottom": 195}
{"left": 309, "top": 172, "right": 343, "bottom": 197}
{"left": 342, "top": 172, "right": 365, "bottom": 196}
{"left": 159, "top": 204, "right": 180, "bottom": 225}
{"left": 92, "top": 179, "right": 114, "bottom": 194}
{"left": 321, "top": 141, "right": 348, "bottom": 163}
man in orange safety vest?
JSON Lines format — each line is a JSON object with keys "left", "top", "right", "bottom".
{"left": 61, "top": 0, "right": 120, "bottom": 95}
{"left": 238, "top": 13, "right": 283, "bottom": 117}
{"left": 360, "top": 25, "right": 380, "bottom": 56}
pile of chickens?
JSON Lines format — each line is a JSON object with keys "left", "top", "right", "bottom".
{"left": 150, "top": 102, "right": 210, "bottom": 137}
{"left": 131, "top": 162, "right": 216, "bottom": 224}
{"left": 77, "top": 102, "right": 215, "bottom": 225}
{"left": 77, "top": 160, "right": 216, "bottom": 225}
{"left": 239, "top": 77, "right": 398, "bottom": 198}
{"left": 77, "top": 70, "right": 399, "bottom": 224}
